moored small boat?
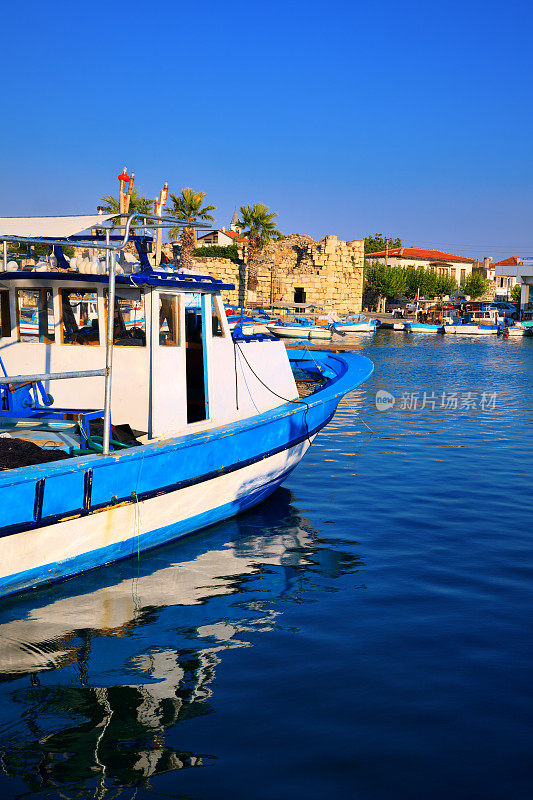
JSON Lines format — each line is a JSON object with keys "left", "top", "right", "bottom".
{"left": 227, "top": 313, "right": 276, "bottom": 334}
{"left": 333, "top": 318, "right": 380, "bottom": 333}
{"left": 444, "top": 324, "right": 499, "bottom": 335}
{"left": 409, "top": 322, "right": 445, "bottom": 334}
{"left": 504, "top": 322, "right": 532, "bottom": 336}
{"left": 267, "top": 319, "right": 333, "bottom": 340}
{"left": 444, "top": 308, "right": 500, "bottom": 335}
{"left": 393, "top": 321, "right": 410, "bottom": 331}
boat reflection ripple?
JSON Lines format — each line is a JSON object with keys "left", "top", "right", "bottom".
{"left": 0, "top": 489, "right": 363, "bottom": 794}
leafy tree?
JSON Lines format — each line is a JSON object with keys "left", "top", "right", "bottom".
{"left": 422, "top": 269, "right": 439, "bottom": 298}
{"left": 435, "top": 273, "right": 457, "bottom": 298}
{"left": 403, "top": 266, "right": 427, "bottom": 298}
{"left": 167, "top": 188, "right": 216, "bottom": 269}
{"left": 364, "top": 262, "right": 407, "bottom": 311}
{"left": 511, "top": 284, "right": 522, "bottom": 302}
{"left": 237, "top": 203, "right": 282, "bottom": 301}
{"left": 462, "top": 271, "right": 489, "bottom": 299}
{"left": 364, "top": 233, "right": 402, "bottom": 254}
{"left": 100, "top": 189, "right": 153, "bottom": 222}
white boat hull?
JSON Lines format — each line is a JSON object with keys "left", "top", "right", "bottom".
{"left": 444, "top": 325, "right": 498, "bottom": 335}
{"left": 505, "top": 325, "right": 532, "bottom": 336}
{"left": 334, "top": 322, "right": 378, "bottom": 333}
{"left": 267, "top": 325, "right": 332, "bottom": 340}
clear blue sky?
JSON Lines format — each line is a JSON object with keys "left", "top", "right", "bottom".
{"left": 1, "top": 0, "right": 531, "bottom": 259}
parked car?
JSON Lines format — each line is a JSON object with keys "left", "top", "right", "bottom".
{"left": 490, "top": 301, "right": 519, "bottom": 320}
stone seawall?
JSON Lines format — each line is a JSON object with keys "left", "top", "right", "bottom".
{"left": 192, "top": 234, "right": 364, "bottom": 314}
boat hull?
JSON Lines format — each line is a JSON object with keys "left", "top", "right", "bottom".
{"left": 409, "top": 324, "right": 445, "bottom": 333}
{"left": 505, "top": 325, "right": 532, "bottom": 336}
{"left": 0, "top": 439, "right": 308, "bottom": 598}
{"left": 334, "top": 322, "right": 378, "bottom": 332}
{"left": 267, "top": 324, "right": 332, "bottom": 340}
{"left": 444, "top": 325, "right": 499, "bottom": 335}
{"left": 0, "top": 351, "right": 373, "bottom": 597}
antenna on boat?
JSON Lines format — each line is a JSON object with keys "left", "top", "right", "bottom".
{"left": 154, "top": 182, "right": 168, "bottom": 266}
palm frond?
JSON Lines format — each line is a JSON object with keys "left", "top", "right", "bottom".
{"left": 238, "top": 203, "right": 281, "bottom": 246}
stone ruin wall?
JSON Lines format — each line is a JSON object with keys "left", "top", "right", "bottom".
{"left": 191, "top": 234, "right": 365, "bottom": 314}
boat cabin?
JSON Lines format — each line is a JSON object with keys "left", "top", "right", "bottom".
{"left": 0, "top": 215, "right": 298, "bottom": 451}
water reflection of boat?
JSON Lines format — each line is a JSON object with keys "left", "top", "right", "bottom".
{"left": 0, "top": 489, "right": 360, "bottom": 793}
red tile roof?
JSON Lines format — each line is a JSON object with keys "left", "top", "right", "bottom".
{"left": 365, "top": 247, "right": 474, "bottom": 264}
{"left": 492, "top": 256, "right": 520, "bottom": 267}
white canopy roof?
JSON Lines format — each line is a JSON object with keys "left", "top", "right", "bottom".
{"left": 0, "top": 214, "right": 118, "bottom": 239}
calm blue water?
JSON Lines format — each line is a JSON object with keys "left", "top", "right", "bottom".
{"left": 0, "top": 331, "right": 532, "bottom": 800}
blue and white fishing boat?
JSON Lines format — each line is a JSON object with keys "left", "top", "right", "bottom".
{"left": 408, "top": 322, "right": 445, "bottom": 334}
{"left": 333, "top": 316, "right": 380, "bottom": 333}
{"left": 444, "top": 308, "right": 500, "bottom": 335}
{"left": 0, "top": 212, "right": 373, "bottom": 598}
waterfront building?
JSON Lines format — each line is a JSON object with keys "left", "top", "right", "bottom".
{"left": 366, "top": 247, "right": 475, "bottom": 286}
{"left": 495, "top": 256, "right": 533, "bottom": 309}
{"left": 490, "top": 257, "right": 520, "bottom": 299}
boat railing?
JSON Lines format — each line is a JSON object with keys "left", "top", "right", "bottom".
{"left": 0, "top": 212, "right": 209, "bottom": 256}
{"left": 0, "top": 369, "right": 107, "bottom": 385}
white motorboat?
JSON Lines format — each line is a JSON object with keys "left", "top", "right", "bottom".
{"left": 267, "top": 321, "right": 332, "bottom": 340}
{"left": 333, "top": 318, "right": 380, "bottom": 333}
{"left": 504, "top": 322, "right": 532, "bottom": 337}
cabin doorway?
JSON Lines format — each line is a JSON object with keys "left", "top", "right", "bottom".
{"left": 185, "top": 296, "right": 208, "bottom": 424}
{"left": 294, "top": 287, "right": 306, "bottom": 304}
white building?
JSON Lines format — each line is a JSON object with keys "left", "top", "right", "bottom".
{"left": 491, "top": 257, "right": 520, "bottom": 299}
{"left": 366, "top": 247, "right": 475, "bottom": 286}
{"left": 494, "top": 256, "right": 533, "bottom": 309}
{"left": 196, "top": 206, "right": 245, "bottom": 248}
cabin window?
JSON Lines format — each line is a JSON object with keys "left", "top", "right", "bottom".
{"left": 159, "top": 293, "right": 180, "bottom": 346}
{"left": 0, "top": 290, "right": 10, "bottom": 337}
{"left": 60, "top": 290, "right": 99, "bottom": 345}
{"left": 16, "top": 288, "right": 55, "bottom": 343}
{"left": 104, "top": 291, "right": 146, "bottom": 347}
{"left": 211, "top": 295, "right": 225, "bottom": 337}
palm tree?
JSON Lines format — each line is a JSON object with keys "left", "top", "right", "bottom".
{"left": 238, "top": 203, "right": 282, "bottom": 302}
{"left": 100, "top": 189, "right": 153, "bottom": 222}
{"left": 167, "top": 188, "right": 216, "bottom": 269}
